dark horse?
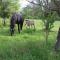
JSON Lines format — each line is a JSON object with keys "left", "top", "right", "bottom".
{"left": 10, "top": 13, "right": 24, "bottom": 36}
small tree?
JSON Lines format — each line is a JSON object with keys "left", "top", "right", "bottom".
{"left": 42, "top": 11, "right": 59, "bottom": 43}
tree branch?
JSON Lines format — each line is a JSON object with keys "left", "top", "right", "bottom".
{"left": 26, "top": 0, "right": 41, "bottom": 6}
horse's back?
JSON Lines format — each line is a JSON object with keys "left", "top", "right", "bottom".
{"left": 11, "top": 13, "right": 24, "bottom": 24}
{"left": 16, "top": 14, "right": 23, "bottom": 22}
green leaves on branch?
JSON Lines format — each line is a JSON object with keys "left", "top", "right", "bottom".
{"left": 0, "top": 0, "right": 20, "bottom": 18}
{"left": 43, "top": 11, "right": 59, "bottom": 31}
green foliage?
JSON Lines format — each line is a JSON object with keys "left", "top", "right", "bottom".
{"left": 43, "top": 11, "right": 59, "bottom": 31}
{"left": 22, "top": 6, "right": 33, "bottom": 19}
{"left": 0, "top": 0, "right": 20, "bottom": 26}
{"left": 41, "top": 11, "right": 60, "bottom": 42}
{"left": 0, "top": 0, "right": 20, "bottom": 18}
{"left": 22, "top": 4, "right": 42, "bottom": 19}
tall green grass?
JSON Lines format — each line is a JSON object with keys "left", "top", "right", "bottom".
{"left": 0, "top": 18, "right": 60, "bottom": 60}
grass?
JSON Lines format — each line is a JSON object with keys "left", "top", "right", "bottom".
{"left": 0, "top": 19, "right": 60, "bottom": 60}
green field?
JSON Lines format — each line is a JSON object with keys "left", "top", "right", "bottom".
{"left": 0, "top": 19, "right": 60, "bottom": 60}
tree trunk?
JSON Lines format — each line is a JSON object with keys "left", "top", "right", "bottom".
{"left": 46, "top": 30, "right": 49, "bottom": 44}
{"left": 3, "top": 18, "right": 6, "bottom": 26}
{"left": 55, "top": 27, "right": 60, "bottom": 51}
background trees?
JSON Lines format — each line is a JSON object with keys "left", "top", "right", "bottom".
{"left": 0, "top": 0, "right": 20, "bottom": 26}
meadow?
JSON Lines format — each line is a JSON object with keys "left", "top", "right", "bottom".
{"left": 0, "top": 19, "right": 60, "bottom": 60}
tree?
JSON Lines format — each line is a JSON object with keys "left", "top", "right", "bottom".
{"left": 22, "top": 6, "right": 33, "bottom": 19}
{"left": 0, "top": 0, "right": 20, "bottom": 26}
{"left": 43, "top": 11, "right": 59, "bottom": 42}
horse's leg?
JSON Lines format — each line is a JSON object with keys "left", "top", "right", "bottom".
{"left": 20, "top": 23, "right": 23, "bottom": 32}
{"left": 11, "top": 29, "right": 14, "bottom": 36}
{"left": 18, "top": 24, "right": 20, "bottom": 33}
{"left": 34, "top": 24, "right": 35, "bottom": 30}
